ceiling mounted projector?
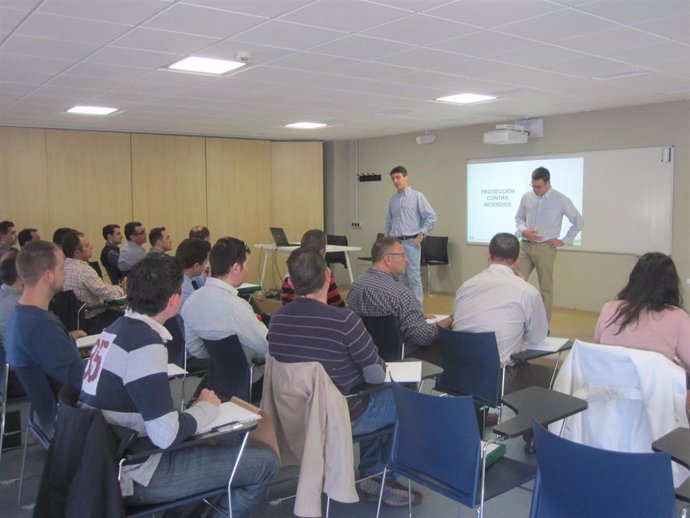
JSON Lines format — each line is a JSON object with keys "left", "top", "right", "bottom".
{"left": 483, "top": 128, "right": 529, "bottom": 145}
{"left": 416, "top": 133, "right": 436, "bottom": 145}
{"left": 483, "top": 118, "right": 543, "bottom": 145}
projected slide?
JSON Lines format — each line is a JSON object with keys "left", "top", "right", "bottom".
{"left": 467, "top": 157, "right": 584, "bottom": 245}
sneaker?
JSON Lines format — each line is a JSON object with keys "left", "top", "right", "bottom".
{"left": 357, "top": 478, "right": 423, "bottom": 507}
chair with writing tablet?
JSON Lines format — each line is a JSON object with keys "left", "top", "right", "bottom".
{"left": 376, "top": 382, "right": 535, "bottom": 518}
{"left": 529, "top": 420, "right": 675, "bottom": 518}
{"left": 360, "top": 315, "right": 405, "bottom": 361}
{"left": 435, "top": 327, "right": 506, "bottom": 425}
{"left": 203, "top": 335, "right": 253, "bottom": 402}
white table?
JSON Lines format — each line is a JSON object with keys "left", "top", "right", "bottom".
{"left": 255, "top": 244, "right": 362, "bottom": 286}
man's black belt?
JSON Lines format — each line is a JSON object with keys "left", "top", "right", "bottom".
{"left": 396, "top": 234, "right": 418, "bottom": 240}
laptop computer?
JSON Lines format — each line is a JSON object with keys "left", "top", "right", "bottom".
{"left": 270, "top": 227, "right": 293, "bottom": 246}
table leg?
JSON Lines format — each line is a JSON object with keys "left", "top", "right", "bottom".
{"left": 344, "top": 252, "right": 354, "bottom": 284}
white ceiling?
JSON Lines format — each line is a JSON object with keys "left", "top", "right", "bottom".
{"left": 1, "top": 0, "right": 688, "bottom": 141}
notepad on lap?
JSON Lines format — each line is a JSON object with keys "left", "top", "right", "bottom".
{"left": 385, "top": 361, "right": 422, "bottom": 382}
{"left": 197, "top": 401, "right": 262, "bottom": 434}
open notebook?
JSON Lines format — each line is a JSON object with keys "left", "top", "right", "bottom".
{"left": 197, "top": 401, "right": 262, "bottom": 434}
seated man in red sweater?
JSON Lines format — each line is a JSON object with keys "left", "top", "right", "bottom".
{"left": 281, "top": 229, "right": 345, "bottom": 308}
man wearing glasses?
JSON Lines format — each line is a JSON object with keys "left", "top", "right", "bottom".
{"left": 515, "top": 166, "right": 583, "bottom": 322}
{"left": 118, "top": 221, "right": 148, "bottom": 275}
{"left": 348, "top": 237, "right": 452, "bottom": 360}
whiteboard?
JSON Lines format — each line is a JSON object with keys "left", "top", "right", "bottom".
{"left": 467, "top": 146, "right": 674, "bottom": 255}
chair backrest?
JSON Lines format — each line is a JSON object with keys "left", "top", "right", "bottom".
{"left": 553, "top": 339, "right": 688, "bottom": 457}
{"left": 530, "top": 421, "right": 675, "bottom": 518}
{"left": 49, "top": 290, "right": 83, "bottom": 332}
{"left": 325, "top": 234, "right": 348, "bottom": 269}
{"left": 13, "top": 366, "right": 57, "bottom": 444}
{"left": 88, "top": 260, "right": 103, "bottom": 278}
{"left": 421, "top": 236, "right": 449, "bottom": 266}
{"left": 203, "top": 335, "right": 251, "bottom": 401}
{"left": 436, "top": 326, "right": 502, "bottom": 407}
{"left": 358, "top": 233, "right": 384, "bottom": 262}
{"left": 164, "top": 316, "right": 186, "bottom": 369}
{"left": 389, "top": 383, "right": 481, "bottom": 508}
{"left": 360, "top": 315, "right": 404, "bottom": 361}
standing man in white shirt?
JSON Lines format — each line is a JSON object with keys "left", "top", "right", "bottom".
{"left": 453, "top": 233, "right": 548, "bottom": 367}
{"left": 385, "top": 165, "right": 437, "bottom": 306}
{"left": 515, "top": 166, "right": 583, "bottom": 322}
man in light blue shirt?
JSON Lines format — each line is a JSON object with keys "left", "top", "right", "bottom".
{"left": 515, "top": 166, "right": 583, "bottom": 322}
{"left": 384, "top": 165, "right": 437, "bottom": 306}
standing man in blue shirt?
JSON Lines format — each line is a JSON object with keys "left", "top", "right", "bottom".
{"left": 515, "top": 166, "right": 583, "bottom": 322}
{"left": 384, "top": 166, "right": 437, "bottom": 306}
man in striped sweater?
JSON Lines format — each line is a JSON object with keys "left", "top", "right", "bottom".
{"left": 268, "top": 247, "right": 421, "bottom": 507}
{"left": 80, "top": 255, "right": 278, "bottom": 517}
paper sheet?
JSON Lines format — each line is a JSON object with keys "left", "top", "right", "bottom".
{"left": 425, "top": 314, "right": 449, "bottom": 324}
{"left": 197, "top": 401, "right": 262, "bottom": 434}
{"left": 76, "top": 335, "right": 99, "bottom": 349}
{"left": 385, "top": 361, "right": 422, "bottom": 382}
{"left": 523, "top": 336, "right": 569, "bottom": 352}
{"left": 167, "top": 363, "right": 188, "bottom": 377}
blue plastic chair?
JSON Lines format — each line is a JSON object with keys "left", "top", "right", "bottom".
{"left": 360, "top": 315, "right": 405, "bottom": 361}
{"left": 13, "top": 366, "right": 57, "bottom": 507}
{"left": 203, "top": 335, "right": 253, "bottom": 402}
{"left": 530, "top": 420, "right": 676, "bottom": 518}
{"left": 377, "top": 383, "right": 535, "bottom": 518}
{"left": 435, "top": 326, "right": 505, "bottom": 423}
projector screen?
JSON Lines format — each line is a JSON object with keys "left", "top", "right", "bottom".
{"left": 467, "top": 157, "right": 584, "bottom": 246}
{"left": 467, "top": 146, "right": 674, "bottom": 255}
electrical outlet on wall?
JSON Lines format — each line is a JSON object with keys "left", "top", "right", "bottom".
{"left": 350, "top": 221, "right": 363, "bottom": 228}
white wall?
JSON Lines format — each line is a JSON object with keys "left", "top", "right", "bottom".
{"left": 326, "top": 100, "right": 690, "bottom": 312}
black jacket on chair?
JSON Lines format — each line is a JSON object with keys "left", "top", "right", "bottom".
{"left": 34, "top": 387, "right": 136, "bottom": 518}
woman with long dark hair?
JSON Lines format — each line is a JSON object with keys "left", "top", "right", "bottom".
{"left": 595, "top": 252, "right": 690, "bottom": 369}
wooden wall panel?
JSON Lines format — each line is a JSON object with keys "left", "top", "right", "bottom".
{"left": 271, "top": 141, "right": 323, "bottom": 237}
{"left": 131, "top": 134, "right": 206, "bottom": 250}
{"left": 0, "top": 127, "right": 49, "bottom": 236}
{"left": 46, "top": 130, "right": 132, "bottom": 247}
{"left": 206, "top": 138, "right": 271, "bottom": 284}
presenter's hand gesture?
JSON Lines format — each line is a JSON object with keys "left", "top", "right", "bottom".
{"left": 545, "top": 239, "right": 564, "bottom": 248}
{"left": 411, "top": 233, "right": 424, "bottom": 246}
{"left": 522, "top": 229, "right": 541, "bottom": 242}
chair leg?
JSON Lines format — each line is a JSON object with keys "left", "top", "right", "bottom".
{"left": 17, "top": 425, "right": 29, "bottom": 507}
{"left": 375, "top": 468, "right": 389, "bottom": 518}
{"left": 326, "top": 495, "right": 330, "bottom": 518}
{"left": 407, "top": 478, "right": 412, "bottom": 518}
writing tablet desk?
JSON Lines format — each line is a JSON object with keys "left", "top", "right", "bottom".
{"left": 492, "top": 385, "right": 587, "bottom": 439}
{"left": 353, "top": 360, "right": 443, "bottom": 396}
{"left": 255, "top": 244, "right": 361, "bottom": 286}
{"left": 652, "top": 427, "right": 690, "bottom": 503}
{"left": 510, "top": 339, "right": 574, "bottom": 389}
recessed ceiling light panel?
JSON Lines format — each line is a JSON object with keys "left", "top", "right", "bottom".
{"left": 168, "top": 56, "right": 246, "bottom": 75}
{"left": 67, "top": 105, "right": 118, "bottom": 115}
{"left": 436, "top": 93, "right": 497, "bottom": 104}
{"left": 285, "top": 122, "right": 327, "bottom": 129}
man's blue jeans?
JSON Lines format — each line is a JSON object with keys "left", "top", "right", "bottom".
{"left": 125, "top": 440, "right": 278, "bottom": 518}
{"left": 351, "top": 388, "right": 397, "bottom": 477}
{"left": 400, "top": 238, "right": 424, "bottom": 306}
